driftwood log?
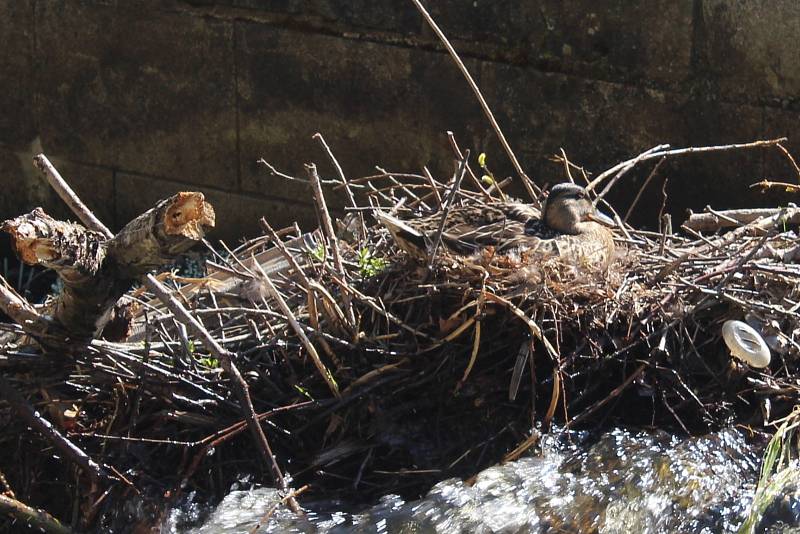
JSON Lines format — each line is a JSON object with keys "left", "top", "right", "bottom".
{"left": 683, "top": 206, "right": 800, "bottom": 232}
{"left": 1, "top": 192, "right": 214, "bottom": 348}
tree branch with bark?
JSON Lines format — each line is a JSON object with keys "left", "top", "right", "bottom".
{"left": 1, "top": 192, "right": 214, "bottom": 349}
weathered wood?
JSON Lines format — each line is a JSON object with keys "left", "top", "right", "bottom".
{"left": 28, "top": 156, "right": 295, "bottom": 509}
{"left": 109, "top": 191, "right": 215, "bottom": 278}
{"left": 1, "top": 193, "right": 214, "bottom": 346}
{"left": 683, "top": 207, "right": 800, "bottom": 232}
{"left": 0, "top": 275, "right": 47, "bottom": 334}
{"left": 2, "top": 209, "right": 114, "bottom": 342}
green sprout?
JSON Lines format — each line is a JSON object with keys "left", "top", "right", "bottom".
{"left": 294, "top": 384, "right": 314, "bottom": 400}
{"left": 357, "top": 247, "right": 387, "bottom": 277}
{"left": 477, "top": 152, "right": 496, "bottom": 186}
{"left": 309, "top": 242, "right": 326, "bottom": 262}
{"left": 199, "top": 356, "right": 220, "bottom": 368}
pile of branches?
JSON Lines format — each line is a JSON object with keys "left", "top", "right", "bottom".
{"left": 1, "top": 137, "right": 800, "bottom": 532}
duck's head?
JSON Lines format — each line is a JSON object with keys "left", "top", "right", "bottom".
{"left": 542, "top": 183, "right": 612, "bottom": 235}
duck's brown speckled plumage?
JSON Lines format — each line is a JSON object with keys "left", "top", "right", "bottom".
{"left": 377, "top": 183, "right": 615, "bottom": 268}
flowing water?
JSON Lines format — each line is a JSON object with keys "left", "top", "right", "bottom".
{"left": 165, "top": 427, "right": 800, "bottom": 533}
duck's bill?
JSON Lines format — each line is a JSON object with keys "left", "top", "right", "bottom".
{"left": 587, "top": 211, "right": 616, "bottom": 227}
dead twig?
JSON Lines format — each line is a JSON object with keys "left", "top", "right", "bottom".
{"left": 306, "top": 163, "right": 356, "bottom": 330}
{"left": 0, "top": 493, "right": 75, "bottom": 534}
{"left": 314, "top": 132, "right": 365, "bottom": 241}
{"left": 409, "top": 0, "right": 541, "bottom": 204}
{"left": 254, "top": 260, "right": 341, "bottom": 399}
{"left": 587, "top": 138, "right": 786, "bottom": 194}
{"left": 428, "top": 150, "right": 470, "bottom": 268}
{"left": 0, "top": 376, "right": 113, "bottom": 485}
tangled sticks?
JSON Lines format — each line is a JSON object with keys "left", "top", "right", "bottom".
{"left": 109, "top": 136, "right": 800, "bottom": 497}
{"left": 1, "top": 137, "right": 800, "bottom": 529}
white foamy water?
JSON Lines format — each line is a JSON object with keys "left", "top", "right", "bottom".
{"left": 166, "top": 427, "right": 800, "bottom": 533}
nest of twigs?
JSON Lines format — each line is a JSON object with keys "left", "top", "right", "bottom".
{"left": 2, "top": 137, "right": 800, "bottom": 531}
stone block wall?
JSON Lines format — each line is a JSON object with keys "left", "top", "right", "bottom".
{"left": 2, "top": 1, "right": 800, "bottom": 242}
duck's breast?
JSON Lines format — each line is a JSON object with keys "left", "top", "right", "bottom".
{"left": 553, "top": 228, "right": 614, "bottom": 267}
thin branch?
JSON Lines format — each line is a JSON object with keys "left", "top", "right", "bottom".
{"left": 447, "top": 132, "right": 493, "bottom": 201}
{"left": 0, "top": 376, "right": 113, "bottom": 485}
{"left": 409, "top": 0, "right": 541, "bottom": 204}
{"left": 566, "top": 364, "right": 647, "bottom": 428}
{"left": 313, "top": 133, "right": 365, "bottom": 241}
{"left": 34, "top": 154, "right": 114, "bottom": 238}
{"left": 428, "top": 150, "right": 469, "bottom": 267}
{"left": 254, "top": 261, "right": 341, "bottom": 400}
{"left": 305, "top": 163, "right": 356, "bottom": 328}
{"left": 750, "top": 179, "right": 800, "bottom": 194}
{"left": 593, "top": 144, "right": 669, "bottom": 200}
{"left": 258, "top": 158, "right": 344, "bottom": 187}
{"left": 0, "top": 493, "right": 74, "bottom": 534}
{"left": 624, "top": 157, "right": 666, "bottom": 222}
{"left": 587, "top": 138, "right": 786, "bottom": 194}
{"left": 778, "top": 143, "right": 800, "bottom": 182}
{"left": 143, "top": 274, "right": 297, "bottom": 510}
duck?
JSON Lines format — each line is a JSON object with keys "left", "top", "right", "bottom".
{"left": 375, "top": 183, "right": 615, "bottom": 268}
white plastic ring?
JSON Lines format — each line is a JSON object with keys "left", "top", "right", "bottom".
{"left": 721, "top": 320, "right": 771, "bottom": 368}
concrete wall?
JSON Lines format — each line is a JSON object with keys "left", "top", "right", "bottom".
{"left": 2, "top": 1, "right": 800, "bottom": 242}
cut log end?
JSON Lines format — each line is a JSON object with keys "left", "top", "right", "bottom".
{"left": 110, "top": 191, "right": 216, "bottom": 275}
{"left": 9, "top": 234, "right": 57, "bottom": 265}
{"left": 2, "top": 208, "right": 104, "bottom": 269}
{"left": 2, "top": 210, "right": 53, "bottom": 265}
{"left": 0, "top": 192, "right": 215, "bottom": 350}
{"left": 164, "top": 192, "right": 216, "bottom": 239}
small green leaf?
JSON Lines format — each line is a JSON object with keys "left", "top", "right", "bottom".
{"left": 309, "top": 242, "right": 326, "bottom": 262}
{"left": 294, "top": 385, "right": 314, "bottom": 400}
{"left": 478, "top": 152, "right": 487, "bottom": 167}
{"left": 199, "top": 356, "right": 219, "bottom": 368}
{"left": 481, "top": 175, "right": 494, "bottom": 186}
{"left": 357, "top": 247, "right": 387, "bottom": 277}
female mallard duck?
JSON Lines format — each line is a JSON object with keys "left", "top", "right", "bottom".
{"left": 376, "top": 183, "right": 615, "bottom": 268}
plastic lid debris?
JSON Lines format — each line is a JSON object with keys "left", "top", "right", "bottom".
{"left": 721, "top": 320, "right": 771, "bottom": 368}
